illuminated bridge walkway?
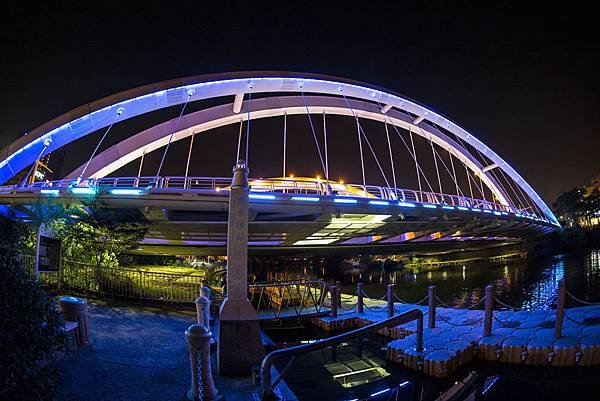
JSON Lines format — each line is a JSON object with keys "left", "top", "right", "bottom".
{"left": 0, "top": 72, "right": 559, "bottom": 253}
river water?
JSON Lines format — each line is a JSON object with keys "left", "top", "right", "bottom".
{"left": 267, "top": 250, "right": 600, "bottom": 310}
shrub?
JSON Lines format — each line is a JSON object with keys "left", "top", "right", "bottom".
{"left": 0, "top": 217, "right": 66, "bottom": 401}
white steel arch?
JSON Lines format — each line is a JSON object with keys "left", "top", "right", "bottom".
{"left": 0, "top": 72, "right": 558, "bottom": 224}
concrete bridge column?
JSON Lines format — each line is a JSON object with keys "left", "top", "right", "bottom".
{"left": 218, "top": 160, "right": 264, "bottom": 376}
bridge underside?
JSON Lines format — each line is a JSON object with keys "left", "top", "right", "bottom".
{"left": 3, "top": 188, "right": 555, "bottom": 256}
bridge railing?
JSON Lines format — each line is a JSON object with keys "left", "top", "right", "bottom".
{"left": 248, "top": 280, "right": 331, "bottom": 319}
{"left": 9, "top": 175, "right": 534, "bottom": 218}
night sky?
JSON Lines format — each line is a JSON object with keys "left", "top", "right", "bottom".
{"left": 1, "top": 3, "right": 598, "bottom": 203}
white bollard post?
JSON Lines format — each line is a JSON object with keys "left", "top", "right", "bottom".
{"left": 186, "top": 324, "right": 222, "bottom": 401}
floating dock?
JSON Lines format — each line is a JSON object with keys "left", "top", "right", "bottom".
{"left": 312, "top": 295, "right": 600, "bottom": 377}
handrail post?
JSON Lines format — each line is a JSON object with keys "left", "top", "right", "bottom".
{"left": 484, "top": 285, "right": 494, "bottom": 336}
{"left": 330, "top": 285, "right": 338, "bottom": 318}
{"left": 357, "top": 283, "right": 364, "bottom": 314}
{"left": 335, "top": 280, "right": 342, "bottom": 307}
{"left": 555, "top": 279, "right": 566, "bottom": 340}
{"left": 387, "top": 284, "right": 394, "bottom": 318}
{"left": 428, "top": 285, "right": 436, "bottom": 329}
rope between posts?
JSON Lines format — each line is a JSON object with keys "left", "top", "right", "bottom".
{"left": 491, "top": 313, "right": 529, "bottom": 330}
{"left": 564, "top": 314, "right": 587, "bottom": 326}
{"left": 493, "top": 296, "right": 524, "bottom": 311}
{"left": 393, "top": 293, "right": 410, "bottom": 304}
{"left": 437, "top": 313, "right": 483, "bottom": 327}
{"left": 360, "top": 289, "right": 387, "bottom": 301}
{"left": 467, "top": 298, "right": 486, "bottom": 309}
{"left": 566, "top": 289, "right": 600, "bottom": 306}
{"left": 435, "top": 295, "right": 455, "bottom": 308}
{"left": 338, "top": 302, "right": 359, "bottom": 312}
{"left": 363, "top": 303, "right": 387, "bottom": 312}
{"left": 415, "top": 295, "right": 430, "bottom": 305}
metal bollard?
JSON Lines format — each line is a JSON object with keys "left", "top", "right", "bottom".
{"left": 357, "top": 283, "right": 364, "bottom": 314}
{"left": 335, "top": 280, "right": 342, "bottom": 307}
{"left": 387, "top": 284, "right": 394, "bottom": 318}
{"left": 195, "top": 295, "right": 211, "bottom": 332}
{"left": 483, "top": 285, "right": 494, "bottom": 336}
{"left": 555, "top": 279, "right": 566, "bottom": 340}
{"left": 428, "top": 286, "right": 436, "bottom": 329}
{"left": 330, "top": 285, "right": 338, "bottom": 318}
{"left": 185, "top": 324, "right": 221, "bottom": 401}
{"left": 58, "top": 296, "right": 90, "bottom": 347}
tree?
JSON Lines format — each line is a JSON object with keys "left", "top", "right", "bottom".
{"left": 0, "top": 217, "right": 66, "bottom": 401}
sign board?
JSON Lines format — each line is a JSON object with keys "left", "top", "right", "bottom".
{"left": 35, "top": 224, "right": 61, "bottom": 278}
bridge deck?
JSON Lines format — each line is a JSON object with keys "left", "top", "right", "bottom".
{"left": 312, "top": 295, "right": 600, "bottom": 377}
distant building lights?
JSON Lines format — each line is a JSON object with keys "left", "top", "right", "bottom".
{"left": 249, "top": 193, "right": 276, "bottom": 200}
{"left": 109, "top": 188, "right": 144, "bottom": 196}
{"left": 292, "top": 196, "right": 320, "bottom": 202}
{"left": 368, "top": 200, "right": 389, "bottom": 206}
{"left": 334, "top": 197, "right": 357, "bottom": 204}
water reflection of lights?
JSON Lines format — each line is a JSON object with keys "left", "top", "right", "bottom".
{"left": 462, "top": 266, "right": 466, "bottom": 281}
{"left": 427, "top": 272, "right": 432, "bottom": 280}
{"left": 520, "top": 258, "right": 565, "bottom": 310}
{"left": 442, "top": 271, "right": 448, "bottom": 280}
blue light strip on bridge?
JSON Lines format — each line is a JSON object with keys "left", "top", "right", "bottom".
{"left": 422, "top": 204, "right": 437, "bottom": 209}
{"left": 70, "top": 187, "right": 96, "bottom": 195}
{"left": 292, "top": 196, "right": 320, "bottom": 202}
{"left": 368, "top": 200, "right": 389, "bottom": 206}
{"left": 40, "top": 189, "right": 60, "bottom": 196}
{"left": 397, "top": 201, "right": 416, "bottom": 207}
{"left": 109, "top": 188, "right": 144, "bottom": 196}
{"left": 249, "top": 193, "right": 276, "bottom": 200}
{"left": 334, "top": 197, "right": 358, "bottom": 204}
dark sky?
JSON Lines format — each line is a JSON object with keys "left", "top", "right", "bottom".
{"left": 1, "top": 3, "right": 598, "bottom": 203}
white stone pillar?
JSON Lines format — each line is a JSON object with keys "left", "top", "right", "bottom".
{"left": 218, "top": 160, "right": 264, "bottom": 376}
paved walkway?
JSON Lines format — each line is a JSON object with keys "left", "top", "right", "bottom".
{"left": 56, "top": 299, "right": 257, "bottom": 401}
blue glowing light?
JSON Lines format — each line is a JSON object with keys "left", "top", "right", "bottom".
{"left": 249, "top": 193, "right": 276, "bottom": 200}
{"left": 398, "top": 201, "right": 416, "bottom": 207}
{"left": 109, "top": 188, "right": 144, "bottom": 196}
{"left": 457, "top": 206, "right": 469, "bottom": 211}
{"left": 422, "top": 204, "right": 437, "bottom": 209}
{"left": 369, "top": 200, "right": 389, "bottom": 206}
{"left": 70, "top": 187, "right": 96, "bottom": 195}
{"left": 501, "top": 211, "right": 508, "bottom": 215}
{"left": 493, "top": 211, "right": 501, "bottom": 216}
{"left": 40, "top": 189, "right": 60, "bottom": 196}
{"left": 292, "top": 196, "right": 320, "bottom": 202}
{"left": 441, "top": 205, "right": 454, "bottom": 210}
{"left": 334, "top": 198, "right": 358, "bottom": 204}
{"left": 370, "top": 388, "right": 390, "bottom": 397}
{"left": 471, "top": 208, "right": 481, "bottom": 212}
{"left": 483, "top": 210, "right": 492, "bottom": 214}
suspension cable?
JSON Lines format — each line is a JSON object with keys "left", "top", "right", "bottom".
{"left": 373, "top": 99, "right": 435, "bottom": 194}
{"left": 429, "top": 138, "right": 443, "bottom": 194}
{"left": 155, "top": 90, "right": 193, "bottom": 178}
{"left": 21, "top": 138, "right": 52, "bottom": 186}
{"left": 236, "top": 118, "right": 243, "bottom": 164}
{"left": 300, "top": 88, "right": 327, "bottom": 177}
{"left": 384, "top": 121, "right": 398, "bottom": 197}
{"left": 184, "top": 133, "right": 195, "bottom": 177}
{"left": 137, "top": 151, "right": 145, "bottom": 178}
{"left": 283, "top": 112, "right": 287, "bottom": 177}
{"left": 323, "top": 112, "right": 329, "bottom": 182}
{"left": 409, "top": 129, "right": 423, "bottom": 199}
{"left": 79, "top": 107, "right": 124, "bottom": 181}
{"left": 340, "top": 91, "right": 392, "bottom": 191}
{"left": 356, "top": 118, "right": 366, "bottom": 192}
{"left": 465, "top": 163, "right": 474, "bottom": 199}
{"left": 448, "top": 151, "right": 459, "bottom": 196}
{"left": 245, "top": 85, "right": 253, "bottom": 165}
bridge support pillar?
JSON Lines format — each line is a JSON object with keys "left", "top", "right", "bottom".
{"left": 218, "top": 160, "right": 264, "bottom": 377}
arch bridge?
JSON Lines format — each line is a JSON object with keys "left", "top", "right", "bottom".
{"left": 0, "top": 72, "right": 558, "bottom": 255}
